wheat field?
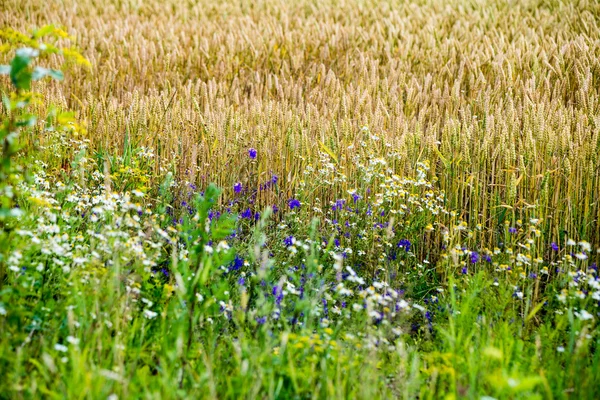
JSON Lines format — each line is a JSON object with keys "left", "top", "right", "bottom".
{"left": 3, "top": 0, "right": 599, "bottom": 244}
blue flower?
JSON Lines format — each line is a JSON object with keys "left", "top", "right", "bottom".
{"left": 551, "top": 242, "right": 559, "bottom": 251}
{"left": 397, "top": 239, "right": 411, "bottom": 251}
{"left": 272, "top": 286, "right": 283, "bottom": 305}
{"left": 283, "top": 235, "right": 295, "bottom": 247}
{"left": 248, "top": 148, "right": 257, "bottom": 159}
{"left": 229, "top": 255, "right": 244, "bottom": 271}
{"left": 241, "top": 208, "right": 252, "bottom": 219}
{"left": 271, "top": 175, "right": 278, "bottom": 184}
{"left": 234, "top": 182, "right": 242, "bottom": 193}
{"left": 509, "top": 227, "right": 517, "bottom": 234}
{"left": 288, "top": 198, "right": 301, "bottom": 210}
{"left": 470, "top": 251, "right": 479, "bottom": 264}
{"left": 425, "top": 311, "right": 433, "bottom": 322}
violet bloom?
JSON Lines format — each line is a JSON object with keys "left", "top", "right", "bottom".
{"left": 241, "top": 208, "right": 252, "bottom": 219}
{"left": 551, "top": 242, "right": 559, "bottom": 251}
{"left": 283, "top": 236, "right": 295, "bottom": 247}
{"left": 470, "top": 251, "right": 480, "bottom": 264}
{"left": 397, "top": 239, "right": 411, "bottom": 251}
{"left": 288, "top": 198, "right": 301, "bottom": 210}
{"left": 248, "top": 148, "right": 257, "bottom": 159}
{"left": 228, "top": 255, "right": 244, "bottom": 271}
{"left": 509, "top": 227, "right": 517, "bottom": 234}
{"left": 234, "top": 182, "right": 242, "bottom": 193}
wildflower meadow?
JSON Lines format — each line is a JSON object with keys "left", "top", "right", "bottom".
{"left": 1, "top": 0, "right": 600, "bottom": 398}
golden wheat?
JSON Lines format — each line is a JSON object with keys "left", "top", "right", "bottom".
{"left": 1, "top": 0, "right": 599, "bottom": 244}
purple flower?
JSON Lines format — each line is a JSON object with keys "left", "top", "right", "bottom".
{"left": 234, "top": 182, "right": 242, "bottom": 193}
{"left": 248, "top": 148, "right": 257, "bottom": 159}
{"left": 509, "top": 227, "right": 517, "bottom": 234}
{"left": 352, "top": 192, "right": 361, "bottom": 203}
{"left": 470, "top": 251, "right": 479, "bottom": 264}
{"left": 272, "top": 286, "right": 283, "bottom": 305}
{"left": 283, "top": 236, "right": 295, "bottom": 247}
{"left": 461, "top": 266, "right": 468, "bottom": 274}
{"left": 238, "top": 277, "right": 246, "bottom": 285}
{"left": 272, "top": 205, "right": 279, "bottom": 213}
{"left": 397, "top": 239, "right": 411, "bottom": 251}
{"left": 271, "top": 175, "right": 278, "bottom": 184}
{"left": 241, "top": 208, "right": 252, "bottom": 219}
{"left": 288, "top": 198, "right": 301, "bottom": 210}
{"left": 229, "top": 255, "right": 244, "bottom": 271}
{"left": 551, "top": 242, "right": 559, "bottom": 251}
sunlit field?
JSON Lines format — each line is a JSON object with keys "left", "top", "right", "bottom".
{"left": 1, "top": 0, "right": 599, "bottom": 398}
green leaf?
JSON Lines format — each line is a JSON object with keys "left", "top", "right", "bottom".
{"left": 32, "top": 67, "right": 64, "bottom": 81}
{"left": 10, "top": 48, "right": 38, "bottom": 90}
{"left": 525, "top": 300, "right": 545, "bottom": 322}
{"left": 2, "top": 94, "right": 10, "bottom": 113}
{"left": 33, "top": 24, "right": 56, "bottom": 39}
{"left": 16, "top": 115, "right": 37, "bottom": 127}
